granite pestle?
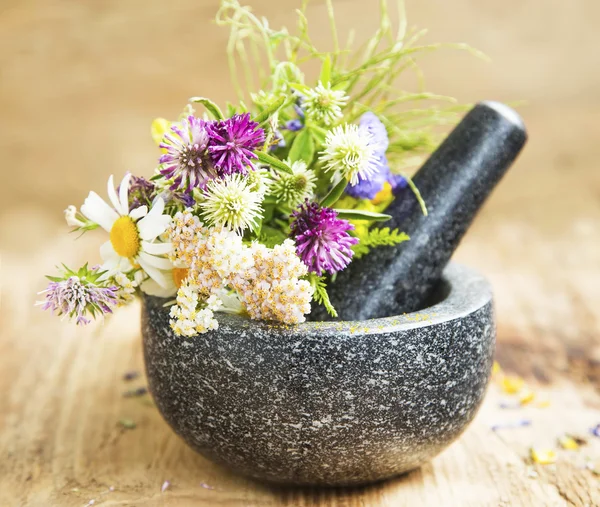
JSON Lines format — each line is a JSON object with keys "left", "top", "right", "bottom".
{"left": 310, "top": 101, "right": 527, "bottom": 321}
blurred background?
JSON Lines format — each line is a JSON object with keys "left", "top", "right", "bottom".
{"left": 1, "top": 0, "right": 599, "bottom": 354}
{"left": 2, "top": 2, "right": 600, "bottom": 503}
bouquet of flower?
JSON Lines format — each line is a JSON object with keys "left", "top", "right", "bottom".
{"left": 39, "top": 0, "right": 477, "bottom": 336}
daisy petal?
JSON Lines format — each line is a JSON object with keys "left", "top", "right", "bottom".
{"left": 107, "top": 175, "right": 124, "bottom": 216}
{"left": 138, "top": 251, "right": 173, "bottom": 270}
{"left": 137, "top": 258, "right": 170, "bottom": 288}
{"left": 140, "top": 277, "right": 177, "bottom": 298}
{"left": 119, "top": 174, "right": 132, "bottom": 215}
{"left": 130, "top": 205, "right": 148, "bottom": 220}
{"left": 137, "top": 199, "right": 171, "bottom": 241}
{"left": 100, "top": 240, "right": 118, "bottom": 261}
{"left": 81, "top": 192, "right": 119, "bottom": 232}
{"left": 141, "top": 241, "right": 172, "bottom": 255}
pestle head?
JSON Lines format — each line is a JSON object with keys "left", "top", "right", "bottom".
{"left": 310, "top": 101, "right": 527, "bottom": 322}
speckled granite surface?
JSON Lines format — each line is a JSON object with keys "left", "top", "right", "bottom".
{"left": 311, "top": 102, "right": 527, "bottom": 322}
{"left": 142, "top": 263, "right": 495, "bottom": 486}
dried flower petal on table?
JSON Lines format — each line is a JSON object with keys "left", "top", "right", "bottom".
{"left": 123, "top": 386, "right": 148, "bottom": 398}
{"left": 161, "top": 481, "right": 171, "bottom": 493}
{"left": 558, "top": 435, "right": 580, "bottom": 450}
{"left": 519, "top": 389, "right": 535, "bottom": 405}
{"left": 491, "top": 419, "right": 531, "bottom": 431}
{"left": 492, "top": 361, "right": 502, "bottom": 376}
{"left": 530, "top": 448, "right": 557, "bottom": 465}
{"left": 501, "top": 375, "right": 525, "bottom": 394}
{"left": 122, "top": 370, "right": 140, "bottom": 381}
{"left": 119, "top": 418, "right": 136, "bottom": 430}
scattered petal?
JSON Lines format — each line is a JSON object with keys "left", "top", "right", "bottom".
{"left": 530, "top": 448, "right": 556, "bottom": 465}
{"left": 590, "top": 424, "right": 600, "bottom": 438}
{"left": 501, "top": 375, "right": 525, "bottom": 394}
{"left": 200, "top": 482, "right": 214, "bottom": 490}
{"left": 558, "top": 435, "right": 579, "bottom": 451}
{"left": 519, "top": 389, "right": 536, "bottom": 406}
{"left": 526, "top": 466, "right": 538, "bottom": 478}
{"left": 123, "top": 387, "right": 148, "bottom": 398}
{"left": 492, "top": 361, "right": 502, "bottom": 376}
{"left": 123, "top": 371, "right": 140, "bottom": 381}
{"left": 161, "top": 481, "right": 171, "bottom": 493}
{"left": 119, "top": 418, "right": 136, "bottom": 430}
{"left": 491, "top": 419, "right": 531, "bottom": 431}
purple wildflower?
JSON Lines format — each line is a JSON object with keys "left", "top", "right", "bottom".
{"left": 285, "top": 119, "right": 304, "bottom": 132}
{"left": 388, "top": 173, "right": 408, "bottom": 194}
{"left": 290, "top": 201, "right": 358, "bottom": 275}
{"left": 159, "top": 115, "right": 217, "bottom": 192}
{"left": 39, "top": 276, "right": 118, "bottom": 325}
{"left": 359, "top": 112, "right": 389, "bottom": 152}
{"left": 207, "top": 113, "right": 265, "bottom": 175}
{"left": 345, "top": 112, "right": 396, "bottom": 199}
{"left": 127, "top": 175, "right": 156, "bottom": 211}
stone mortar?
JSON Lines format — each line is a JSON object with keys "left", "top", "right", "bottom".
{"left": 142, "top": 263, "right": 495, "bottom": 486}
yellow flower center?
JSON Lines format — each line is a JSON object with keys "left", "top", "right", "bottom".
{"left": 110, "top": 216, "right": 140, "bottom": 258}
{"left": 172, "top": 267, "right": 189, "bottom": 288}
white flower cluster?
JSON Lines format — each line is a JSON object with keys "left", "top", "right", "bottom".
{"left": 229, "top": 240, "right": 313, "bottom": 324}
{"left": 168, "top": 209, "right": 314, "bottom": 336}
{"left": 169, "top": 280, "right": 222, "bottom": 337}
{"left": 112, "top": 271, "right": 144, "bottom": 306}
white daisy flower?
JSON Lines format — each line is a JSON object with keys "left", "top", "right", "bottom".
{"left": 80, "top": 174, "right": 174, "bottom": 289}
{"left": 319, "top": 124, "right": 380, "bottom": 186}
{"left": 303, "top": 82, "right": 348, "bottom": 126}
{"left": 199, "top": 174, "right": 263, "bottom": 233}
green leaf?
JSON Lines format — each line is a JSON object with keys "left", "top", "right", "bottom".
{"left": 256, "top": 151, "right": 293, "bottom": 174}
{"left": 149, "top": 174, "right": 164, "bottom": 181}
{"left": 250, "top": 214, "right": 263, "bottom": 237}
{"left": 319, "top": 55, "right": 331, "bottom": 84}
{"left": 289, "top": 82, "right": 311, "bottom": 94}
{"left": 308, "top": 274, "right": 338, "bottom": 318}
{"left": 257, "top": 226, "right": 287, "bottom": 248}
{"left": 226, "top": 102, "right": 237, "bottom": 117}
{"left": 334, "top": 209, "right": 391, "bottom": 222}
{"left": 310, "top": 125, "right": 329, "bottom": 145}
{"left": 288, "top": 128, "right": 314, "bottom": 164}
{"left": 320, "top": 178, "right": 347, "bottom": 208}
{"left": 189, "top": 97, "right": 224, "bottom": 120}
{"left": 252, "top": 95, "right": 286, "bottom": 124}
{"left": 352, "top": 227, "right": 410, "bottom": 259}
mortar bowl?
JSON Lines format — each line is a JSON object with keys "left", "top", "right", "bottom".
{"left": 142, "top": 262, "right": 495, "bottom": 486}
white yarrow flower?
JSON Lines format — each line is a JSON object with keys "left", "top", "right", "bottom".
{"left": 200, "top": 174, "right": 263, "bottom": 233}
{"left": 319, "top": 124, "right": 380, "bottom": 186}
{"left": 303, "top": 82, "right": 348, "bottom": 126}
{"left": 80, "top": 174, "right": 174, "bottom": 289}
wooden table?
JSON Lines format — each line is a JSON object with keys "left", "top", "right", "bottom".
{"left": 1, "top": 141, "right": 600, "bottom": 506}
{"left": 2, "top": 0, "right": 600, "bottom": 504}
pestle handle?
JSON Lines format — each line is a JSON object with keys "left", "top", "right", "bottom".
{"left": 311, "top": 101, "right": 527, "bottom": 321}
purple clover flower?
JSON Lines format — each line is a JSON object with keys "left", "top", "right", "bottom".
{"left": 207, "top": 113, "right": 265, "bottom": 175}
{"left": 159, "top": 115, "right": 217, "bottom": 193}
{"left": 290, "top": 201, "right": 358, "bottom": 276}
{"left": 39, "top": 276, "right": 118, "bottom": 325}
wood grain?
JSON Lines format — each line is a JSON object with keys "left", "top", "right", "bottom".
{"left": 2, "top": 0, "right": 600, "bottom": 505}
